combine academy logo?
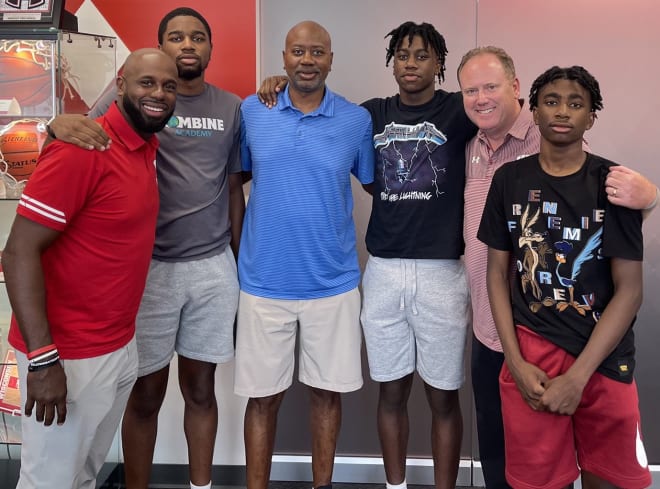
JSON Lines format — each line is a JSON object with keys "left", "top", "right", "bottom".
{"left": 166, "top": 116, "right": 225, "bottom": 137}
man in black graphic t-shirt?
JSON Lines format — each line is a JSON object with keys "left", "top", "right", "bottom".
{"left": 478, "top": 66, "right": 650, "bottom": 489}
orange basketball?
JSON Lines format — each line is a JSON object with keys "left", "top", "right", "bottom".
{"left": 0, "top": 122, "right": 43, "bottom": 181}
{"left": 0, "top": 47, "right": 52, "bottom": 107}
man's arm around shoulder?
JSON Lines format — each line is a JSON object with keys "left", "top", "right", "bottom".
{"left": 606, "top": 165, "right": 658, "bottom": 218}
{"left": 47, "top": 88, "right": 115, "bottom": 152}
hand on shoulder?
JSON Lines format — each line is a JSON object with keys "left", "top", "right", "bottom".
{"left": 605, "top": 165, "right": 658, "bottom": 211}
{"left": 49, "top": 114, "right": 110, "bottom": 151}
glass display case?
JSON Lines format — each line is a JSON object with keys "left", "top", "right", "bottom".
{"left": 0, "top": 28, "right": 115, "bottom": 456}
{"left": 0, "top": 30, "right": 116, "bottom": 197}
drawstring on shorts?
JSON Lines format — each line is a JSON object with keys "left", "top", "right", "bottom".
{"left": 398, "top": 259, "right": 419, "bottom": 316}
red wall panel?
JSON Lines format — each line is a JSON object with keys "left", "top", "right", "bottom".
{"left": 69, "top": 0, "right": 256, "bottom": 98}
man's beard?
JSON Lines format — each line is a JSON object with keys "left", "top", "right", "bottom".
{"left": 177, "top": 63, "right": 203, "bottom": 81}
{"left": 122, "top": 94, "right": 173, "bottom": 134}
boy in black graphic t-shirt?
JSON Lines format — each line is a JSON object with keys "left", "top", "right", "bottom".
{"left": 478, "top": 66, "right": 651, "bottom": 489}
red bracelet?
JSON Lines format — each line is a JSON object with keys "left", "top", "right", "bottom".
{"left": 27, "top": 343, "right": 57, "bottom": 360}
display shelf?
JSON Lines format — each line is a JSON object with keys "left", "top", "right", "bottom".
{"left": 0, "top": 115, "right": 53, "bottom": 121}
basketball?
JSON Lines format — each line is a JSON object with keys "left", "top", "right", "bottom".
{"left": 0, "top": 45, "right": 52, "bottom": 108}
{"left": 0, "top": 122, "right": 44, "bottom": 181}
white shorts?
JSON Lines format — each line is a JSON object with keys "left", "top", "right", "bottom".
{"left": 234, "top": 288, "right": 363, "bottom": 397}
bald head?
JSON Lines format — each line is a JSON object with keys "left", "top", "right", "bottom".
{"left": 117, "top": 48, "right": 178, "bottom": 139}
{"left": 123, "top": 48, "right": 178, "bottom": 80}
{"left": 285, "top": 20, "right": 331, "bottom": 51}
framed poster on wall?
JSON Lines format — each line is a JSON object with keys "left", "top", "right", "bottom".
{"left": 0, "top": 0, "right": 64, "bottom": 25}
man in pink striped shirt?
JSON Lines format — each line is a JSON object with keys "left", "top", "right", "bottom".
{"left": 458, "top": 46, "right": 658, "bottom": 489}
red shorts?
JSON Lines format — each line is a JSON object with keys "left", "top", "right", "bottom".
{"left": 499, "top": 326, "right": 651, "bottom": 489}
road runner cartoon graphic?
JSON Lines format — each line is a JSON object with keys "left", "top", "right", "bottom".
{"left": 553, "top": 227, "right": 603, "bottom": 316}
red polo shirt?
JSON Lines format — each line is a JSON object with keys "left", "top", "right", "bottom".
{"left": 9, "top": 103, "right": 160, "bottom": 359}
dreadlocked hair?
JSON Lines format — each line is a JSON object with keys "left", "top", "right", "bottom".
{"left": 529, "top": 66, "right": 603, "bottom": 114}
{"left": 385, "top": 21, "right": 448, "bottom": 84}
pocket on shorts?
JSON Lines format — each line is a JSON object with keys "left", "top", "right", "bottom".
{"left": 361, "top": 256, "right": 390, "bottom": 302}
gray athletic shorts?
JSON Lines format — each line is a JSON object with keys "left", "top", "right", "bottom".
{"left": 360, "top": 256, "right": 469, "bottom": 390}
{"left": 135, "top": 247, "right": 239, "bottom": 377}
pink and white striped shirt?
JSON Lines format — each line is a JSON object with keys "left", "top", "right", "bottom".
{"left": 464, "top": 103, "right": 540, "bottom": 352}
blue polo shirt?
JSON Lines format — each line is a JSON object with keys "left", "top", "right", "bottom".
{"left": 239, "top": 85, "right": 374, "bottom": 299}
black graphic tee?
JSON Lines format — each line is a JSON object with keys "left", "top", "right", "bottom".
{"left": 362, "top": 90, "right": 476, "bottom": 259}
{"left": 478, "top": 153, "right": 643, "bottom": 382}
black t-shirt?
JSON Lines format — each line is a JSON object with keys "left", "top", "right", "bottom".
{"left": 361, "top": 90, "right": 477, "bottom": 259}
{"left": 478, "top": 153, "right": 643, "bottom": 382}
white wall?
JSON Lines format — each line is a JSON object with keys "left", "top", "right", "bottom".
{"left": 258, "top": 0, "right": 477, "bottom": 100}
{"left": 144, "top": 362, "right": 247, "bottom": 465}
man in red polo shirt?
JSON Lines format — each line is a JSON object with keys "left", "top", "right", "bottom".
{"left": 1, "top": 48, "right": 177, "bottom": 489}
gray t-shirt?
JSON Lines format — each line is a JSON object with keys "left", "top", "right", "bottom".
{"left": 91, "top": 84, "right": 241, "bottom": 261}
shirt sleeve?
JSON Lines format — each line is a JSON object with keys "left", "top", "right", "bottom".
{"left": 17, "top": 142, "right": 99, "bottom": 231}
{"left": 477, "top": 166, "right": 514, "bottom": 251}
{"left": 227, "top": 99, "right": 242, "bottom": 174}
{"left": 351, "top": 113, "right": 375, "bottom": 185}
{"left": 239, "top": 105, "right": 252, "bottom": 172}
{"left": 602, "top": 202, "right": 643, "bottom": 261}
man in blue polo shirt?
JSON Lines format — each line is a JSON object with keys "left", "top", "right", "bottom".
{"left": 235, "top": 20, "right": 374, "bottom": 489}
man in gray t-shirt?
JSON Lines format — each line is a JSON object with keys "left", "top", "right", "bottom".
{"left": 48, "top": 8, "right": 243, "bottom": 489}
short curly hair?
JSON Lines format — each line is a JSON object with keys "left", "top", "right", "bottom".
{"left": 158, "top": 7, "right": 212, "bottom": 45}
{"left": 529, "top": 66, "right": 603, "bottom": 113}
